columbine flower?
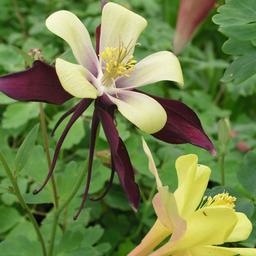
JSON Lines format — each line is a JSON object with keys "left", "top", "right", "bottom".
{"left": 0, "top": 3, "right": 215, "bottom": 218}
{"left": 129, "top": 139, "right": 255, "bottom": 256}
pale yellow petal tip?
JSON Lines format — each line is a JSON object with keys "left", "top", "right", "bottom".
{"left": 170, "top": 51, "right": 184, "bottom": 88}
{"left": 45, "top": 10, "right": 73, "bottom": 30}
{"left": 103, "top": 2, "right": 148, "bottom": 29}
{"left": 142, "top": 137, "right": 163, "bottom": 188}
{"left": 55, "top": 58, "right": 97, "bottom": 99}
{"left": 148, "top": 108, "right": 167, "bottom": 134}
{"left": 175, "top": 154, "right": 198, "bottom": 169}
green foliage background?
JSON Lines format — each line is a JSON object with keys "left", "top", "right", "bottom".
{"left": 0, "top": 0, "right": 255, "bottom": 255}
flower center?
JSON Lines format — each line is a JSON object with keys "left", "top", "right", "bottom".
{"left": 101, "top": 46, "right": 136, "bottom": 87}
{"left": 206, "top": 193, "right": 236, "bottom": 209}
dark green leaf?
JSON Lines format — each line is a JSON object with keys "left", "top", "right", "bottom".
{"left": 15, "top": 124, "right": 39, "bottom": 173}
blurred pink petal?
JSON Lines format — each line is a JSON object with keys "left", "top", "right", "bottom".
{"left": 101, "top": 0, "right": 108, "bottom": 10}
{"left": 174, "top": 0, "right": 216, "bottom": 54}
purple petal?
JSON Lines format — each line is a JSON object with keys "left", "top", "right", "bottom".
{"left": 51, "top": 101, "right": 81, "bottom": 137}
{"left": 74, "top": 110, "right": 100, "bottom": 220}
{"left": 174, "top": 0, "right": 216, "bottom": 54}
{"left": 96, "top": 25, "right": 101, "bottom": 57}
{"left": 0, "top": 60, "right": 72, "bottom": 105}
{"left": 34, "top": 99, "right": 92, "bottom": 194}
{"left": 151, "top": 95, "right": 215, "bottom": 154}
{"left": 97, "top": 102, "right": 140, "bottom": 210}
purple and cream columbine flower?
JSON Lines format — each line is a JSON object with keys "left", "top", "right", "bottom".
{"left": 0, "top": 2, "right": 215, "bottom": 218}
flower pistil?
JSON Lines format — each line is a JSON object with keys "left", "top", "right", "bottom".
{"left": 206, "top": 193, "right": 236, "bottom": 209}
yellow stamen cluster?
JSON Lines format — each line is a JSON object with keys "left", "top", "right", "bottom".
{"left": 101, "top": 47, "right": 136, "bottom": 87}
{"left": 206, "top": 193, "right": 236, "bottom": 209}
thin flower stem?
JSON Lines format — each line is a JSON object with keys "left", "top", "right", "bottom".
{"left": 39, "top": 103, "right": 59, "bottom": 209}
{"left": 219, "top": 153, "right": 225, "bottom": 186}
{"left": 0, "top": 152, "right": 47, "bottom": 256}
{"left": 48, "top": 211, "right": 59, "bottom": 256}
{"left": 11, "top": 0, "right": 27, "bottom": 38}
{"left": 47, "top": 165, "right": 86, "bottom": 256}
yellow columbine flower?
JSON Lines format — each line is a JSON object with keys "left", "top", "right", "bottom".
{"left": 129, "top": 139, "right": 256, "bottom": 256}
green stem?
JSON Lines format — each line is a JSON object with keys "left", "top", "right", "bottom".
{"left": 39, "top": 103, "right": 59, "bottom": 209}
{"left": 0, "top": 152, "right": 47, "bottom": 256}
{"left": 11, "top": 0, "right": 27, "bottom": 38}
{"left": 219, "top": 153, "right": 225, "bottom": 186}
{"left": 47, "top": 165, "right": 85, "bottom": 256}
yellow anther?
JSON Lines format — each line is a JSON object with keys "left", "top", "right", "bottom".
{"left": 101, "top": 46, "right": 136, "bottom": 87}
{"left": 206, "top": 193, "right": 236, "bottom": 209}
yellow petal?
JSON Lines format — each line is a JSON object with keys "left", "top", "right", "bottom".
{"left": 128, "top": 219, "right": 170, "bottom": 256}
{"left": 142, "top": 138, "right": 162, "bottom": 189}
{"left": 190, "top": 245, "right": 256, "bottom": 256}
{"left": 56, "top": 58, "right": 97, "bottom": 99}
{"left": 150, "top": 207, "right": 237, "bottom": 256}
{"left": 116, "top": 51, "right": 184, "bottom": 88}
{"left": 108, "top": 91, "right": 167, "bottom": 134}
{"left": 174, "top": 154, "right": 211, "bottom": 218}
{"left": 226, "top": 212, "right": 252, "bottom": 242}
{"left": 100, "top": 3, "right": 147, "bottom": 57}
{"left": 46, "top": 11, "right": 99, "bottom": 75}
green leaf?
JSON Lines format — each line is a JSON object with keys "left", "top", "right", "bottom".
{"left": 213, "top": 0, "right": 256, "bottom": 95}
{"left": 0, "top": 236, "right": 41, "bottom": 256}
{"left": 237, "top": 151, "right": 256, "bottom": 198}
{"left": 49, "top": 111, "right": 85, "bottom": 150}
{"left": 0, "top": 94, "right": 16, "bottom": 105}
{"left": 0, "top": 205, "right": 21, "bottom": 233}
{"left": 116, "top": 239, "right": 135, "bottom": 256}
{"left": 104, "top": 186, "right": 131, "bottom": 211}
{"left": 2, "top": 102, "right": 39, "bottom": 129}
{"left": 56, "top": 226, "right": 109, "bottom": 256}
{"left": 6, "top": 220, "right": 37, "bottom": 241}
{"left": 222, "top": 53, "right": 256, "bottom": 84}
{"left": 0, "top": 44, "right": 24, "bottom": 72}
{"left": 82, "top": 225, "right": 104, "bottom": 246}
{"left": 15, "top": 125, "right": 39, "bottom": 173}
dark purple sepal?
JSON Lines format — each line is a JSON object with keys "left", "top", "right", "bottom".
{"left": 96, "top": 25, "right": 101, "bottom": 57}
{"left": 0, "top": 60, "right": 72, "bottom": 105}
{"left": 96, "top": 99, "right": 140, "bottom": 210}
{"left": 34, "top": 99, "right": 92, "bottom": 195}
{"left": 74, "top": 110, "right": 100, "bottom": 220}
{"left": 51, "top": 101, "right": 82, "bottom": 137}
{"left": 151, "top": 95, "right": 216, "bottom": 154}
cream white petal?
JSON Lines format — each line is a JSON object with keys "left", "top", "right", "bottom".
{"left": 108, "top": 90, "right": 167, "bottom": 134}
{"left": 116, "top": 51, "right": 184, "bottom": 89}
{"left": 100, "top": 3, "right": 147, "bottom": 57}
{"left": 226, "top": 212, "right": 252, "bottom": 242}
{"left": 46, "top": 10, "right": 99, "bottom": 75}
{"left": 56, "top": 58, "right": 97, "bottom": 99}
